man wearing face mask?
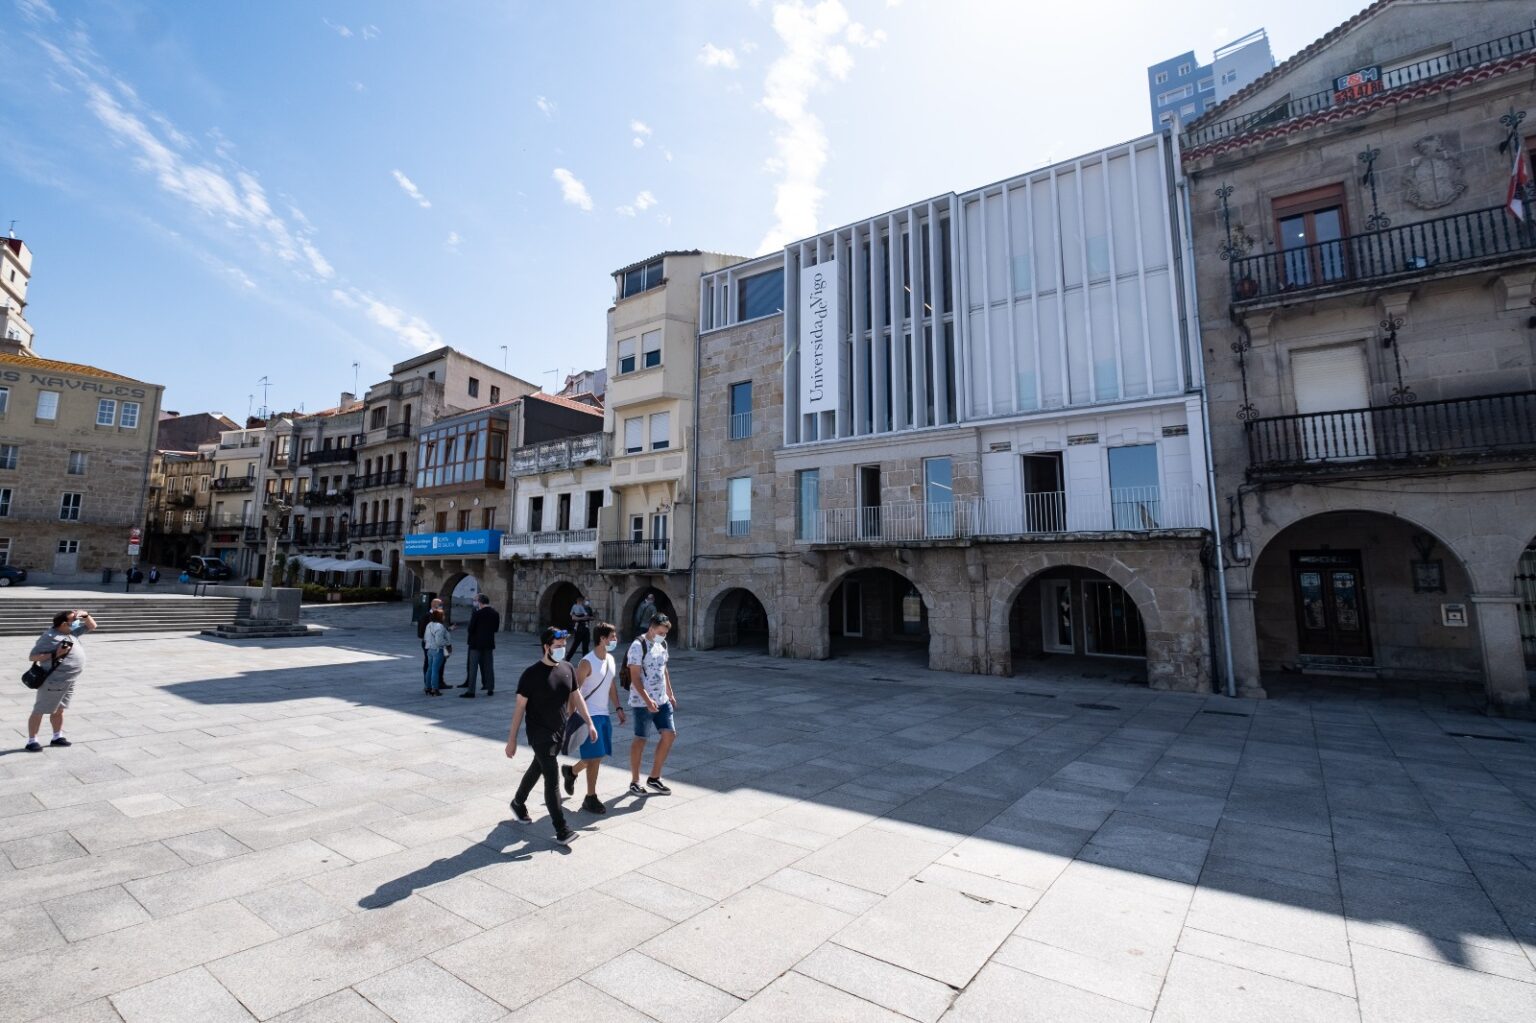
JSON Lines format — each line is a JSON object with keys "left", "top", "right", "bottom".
{"left": 505, "top": 627, "right": 597, "bottom": 846}
{"left": 24, "top": 609, "right": 96, "bottom": 752}
{"left": 562, "top": 622, "right": 626, "bottom": 814}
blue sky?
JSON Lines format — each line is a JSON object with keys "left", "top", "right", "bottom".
{"left": 0, "top": 0, "right": 1350, "bottom": 421}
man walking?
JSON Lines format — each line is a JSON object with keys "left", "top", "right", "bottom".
{"left": 460, "top": 594, "right": 499, "bottom": 698}
{"left": 563, "top": 622, "right": 624, "bottom": 813}
{"left": 24, "top": 609, "right": 96, "bottom": 752}
{"left": 567, "top": 592, "right": 593, "bottom": 661}
{"left": 632, "top": 591, "right": 657, "bottom": 642}
{"left": 627, "top": 613, "right": 677, "bottom": 796}
{"left": 506, "top": 627, "right": 598, "bottom": 846}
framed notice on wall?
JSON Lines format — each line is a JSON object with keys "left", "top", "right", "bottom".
{"left": 1411, "top": 560, "right": 1444, "bottom": 593}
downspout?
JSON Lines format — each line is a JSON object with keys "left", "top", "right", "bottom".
{"left": 1172, "top": 128, "right": 1238, "bottom": 698}
{"left": 688, "top": 300, "right": 703, "bottom": 650}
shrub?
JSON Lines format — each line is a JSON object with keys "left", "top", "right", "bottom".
{"left": 299, "top": 583, "right": 402, "bottom": 603}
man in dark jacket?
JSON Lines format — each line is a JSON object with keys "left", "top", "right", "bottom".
{"left": 460, "top": 594, "right": 500, "bottom": 697}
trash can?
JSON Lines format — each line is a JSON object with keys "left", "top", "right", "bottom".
{"left": 101, "top": 567, "right": 113, "bottom": 584}
{"left": 412, "top": 591, "right": 437, "bottom": 624}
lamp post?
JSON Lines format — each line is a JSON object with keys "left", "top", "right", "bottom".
{"left": 253, "top": 496, "right": 291, "bottom": 621}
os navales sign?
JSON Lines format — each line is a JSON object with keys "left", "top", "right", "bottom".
{"left": 799, "top": 258, "right": 841, "bottom": 415}
{"left": 403, "top": 529, "right": 503, "bottom": 559}
{"left": 0, "top": 369, "right": 149, "bottom": 399}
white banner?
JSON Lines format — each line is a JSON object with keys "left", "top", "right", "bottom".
{"left": 800, "top": 258, "right": 840, "bottom": 414}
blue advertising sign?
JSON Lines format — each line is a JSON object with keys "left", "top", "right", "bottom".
{"left": 403, "top": 530, "right": 502, "bottom": 558}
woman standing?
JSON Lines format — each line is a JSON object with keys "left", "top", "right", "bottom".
{"left": 25, "top": 608, "right": 96, "bottom": 752}
{"left": 422, "top": 608, "right": 451, "bottom": 696}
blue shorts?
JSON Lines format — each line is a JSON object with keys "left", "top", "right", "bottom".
{"left": 578, "top": 715, "right": 614, "bottom": 759}
{"left": 631, "top": 703, "right": 675, "bottom": 738}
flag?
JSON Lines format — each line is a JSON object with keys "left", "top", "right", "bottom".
{"left": 1507, "top": 135, "right": 1532, "bottom": 224}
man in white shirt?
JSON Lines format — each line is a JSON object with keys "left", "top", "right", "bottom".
{"left": 626, "top": 613, "right": 676, "bottom": 796}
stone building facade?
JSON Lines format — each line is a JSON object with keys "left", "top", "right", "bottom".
{"left": 144, "top": 448, "right": 215, "bottom": 571}
{"left": 1179, "top": 0, "right": 1536, "bottom": 711}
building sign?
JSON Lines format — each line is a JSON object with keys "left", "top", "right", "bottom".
{"left": 0, "top": 369, "right": 149, "bottom": 399}
{"left": 799, "top": 258, "right": 840, "bottom": 415}
{"left": 403, "top": 530, "right": 503, "bottom": 559}
{"left": 1333, "top": 66, "right": 1382, "bottom": 103}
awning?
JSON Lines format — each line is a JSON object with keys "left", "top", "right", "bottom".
{"left": 296, "top": 556, "right": 385, "bottom": 572}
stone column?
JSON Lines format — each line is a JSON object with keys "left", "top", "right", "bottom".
{"left": 1470, "top": 594, "right": 1530, "bottom": 716}
{"left": 1225, "top": 589, "right": 1267, "bottom": 698}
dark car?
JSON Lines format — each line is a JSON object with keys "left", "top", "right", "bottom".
{"left": 184, "top": 556, "right": 233, "bottom": 580}
{"left": 0, "top": 564, "right": 27, "bottom": 587}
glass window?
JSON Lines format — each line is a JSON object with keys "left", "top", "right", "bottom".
{"left": 67, "top": 451, "right": 87, "bottom": 475}
{"left": 642, "top": 329, "right": 662, "bottom": 368}
{"left": 620, "top": 258, "right": 664, "bottom": 298}
{"left": 796, "top": 469, "right": 820, "bottom": 541}
{"left": 59, "top": 492, "right": 82, "bottom": 521}
{"left": 0, "top": 444, "right": 14, "bottom": 470}
{"left": 0, "top": 387, "right": 8, "bottom": 415}
{"left": 0, "top": 538, "right": 8, "bottom": 564}
{"left": 736, "top": 268, "right": 785, "bottom": 321}
{"left": 923, "top": 457, "right": 954, "bottom": 538}
{"left": 727, "top": 477, "right": 751, "bottom": 536}
{"left": 468, "top": 377, "right": 480, "bottom": 398}
{"left": 1155, "top": 71, "right": 1168, "bottom": 84}
{"left": 649, "top": 411, "right": 670, "bottom": 450}
{"left": 37, "top": 391, "right": 59, "bottom": 421}
{"left": 729, "top": 381, "right": 752, "bottom": 440}
{"left": 120, "top": 402, "right": 140, "bottom": 429}
{"left": 0, "top": 488, "right": 10, "bottom": 516}
{"left": 1177, "top": 62, "right": 1191, "bottom": 75}
{"left": 618, "top": 337, "right": 637, "bottom": 374}
{"left": 624, "top": 417, "right": 643, "bottom": 454}
{"left": 1198, "top": 77, "right": 1213, "bottom": 92}
{"left": 530, "top": 496, "right": 545, "bottom": 531}
{"left": 96, "top": 398, "right": 116, "bottom": 426}
{"left": 1108, "top": 444, "right": 1161, "bottom": 529}
{"left": 490, "top": 385, "right": 501, "bottom": 404}
{"left": 57, "top": 539, "right": 78, "bottom": 554}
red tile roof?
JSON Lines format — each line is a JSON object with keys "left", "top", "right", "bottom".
{"left": 0, "top": 350, "right": 149, "bottom": 384}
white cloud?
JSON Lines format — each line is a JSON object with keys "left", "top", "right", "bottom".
{"left": 845, "top": 22, "right": 887, "bottom": 48}
{"left": 16, "top": 0, "right": 58, "bottom": 24}
{"left": 390, "top": 169, "right": 432, "bottom": 209}
{"left": 445, "top": 230, "right": 462, "bottom": 252}
{"left": 630, "top": 120, "right": 652, "bottom": 136}
{"left": 337, "top": 289, "right": 443, "bottom": 352}
{"left": 352, "top": 81, "right": 367, "bottom": 93}
{"left": 552, "top": 167, "right": 593, "bottom": 211}
{"left": 322, "top": 18, "right": 352, "bottom": 38}
{"left": 756, "top": 0, "right": 861, "bottom": 252}
{"left": 616, "top": 190, "right": 658, "bottom": 216}
{"left": 361, "top": 25, "right": 380, "bottom": 41}
{"left": 535, "top": 95, "right": 556, "bottom": 118}
{"left": 698, "top": 43, "right": 740, "bottom": 69}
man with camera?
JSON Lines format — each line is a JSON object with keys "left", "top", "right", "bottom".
{"left": 24, "top": 608, "right": 96, "bottom": 752}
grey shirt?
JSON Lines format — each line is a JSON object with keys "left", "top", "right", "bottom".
{"left": 31, "top": 628, "right": 85, "bottom": 684}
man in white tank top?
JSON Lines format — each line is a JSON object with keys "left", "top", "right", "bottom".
{"left": 561, "top": 622, "right": 625, "bottom": 814}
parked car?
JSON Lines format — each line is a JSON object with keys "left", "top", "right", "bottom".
{"left": 184, "top": 556, "right": 233, "bottom": 581}
{"left": 0, "top": 565, "right": 27, "bottom": 587}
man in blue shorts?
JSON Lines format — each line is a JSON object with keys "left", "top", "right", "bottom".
{"left": 626, "top": 613, "right": 677, "bottom": 796}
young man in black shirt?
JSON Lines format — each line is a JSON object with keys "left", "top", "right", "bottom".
{"left": 505, "top": 627, "right": 598, "bottom": 846}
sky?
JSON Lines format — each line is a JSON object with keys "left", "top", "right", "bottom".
{"left": 0, "top": 0, "right": 1353, "bottom": 422}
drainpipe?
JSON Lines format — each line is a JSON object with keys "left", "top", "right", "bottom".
{"left": 1172, "top": 128, "right": 1238, "bottom": 698}
{"left": 688, "top": 306, "right": 702, "bottom": 651}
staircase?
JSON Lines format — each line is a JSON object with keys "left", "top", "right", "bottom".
{"left": 0, "top": 596, "right": 249, "bottom": 637}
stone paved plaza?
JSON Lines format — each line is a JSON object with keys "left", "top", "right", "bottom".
{"left": 2, "top": 602, "right": 1535, "bottom": 1022}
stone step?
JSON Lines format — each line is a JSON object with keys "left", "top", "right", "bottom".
{"left": 0, "top": 596, "right": 249, "bottom": 636}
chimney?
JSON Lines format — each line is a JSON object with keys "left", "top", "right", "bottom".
{"left": 340, "top": 391, "right": 355, "bottom": 407}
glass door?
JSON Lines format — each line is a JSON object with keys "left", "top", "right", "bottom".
{"left": 1041, "top": 579, "right": 1074, "bottom": 653}
{"left": 1292, "top": 551, "right": 1372, "bottom": 660}
{"left": 842, "top": 579, "right": 864, "bottom": 637}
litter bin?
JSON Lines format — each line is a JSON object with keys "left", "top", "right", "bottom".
{"left": 412, "top": 591, "right": 437, "bottom": 624}
{"left": 101, "top": 567, "right": 113, "bottom": 584}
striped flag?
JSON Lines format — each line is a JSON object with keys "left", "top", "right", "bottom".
{"left": 1508, "top": 134, "right": 1532, "bottom": 224}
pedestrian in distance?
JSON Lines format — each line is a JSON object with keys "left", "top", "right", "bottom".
{"left": 506, "top": 627, "right": 597, "bottom": 846}
{"left": 567, "top": 592, "right": 593, "bottom": 661}
{"left": 627, "top": 612, "right": 677, "bottom": 796}
{"left": 417, "top": 596, "right": 445, "bottom": 676}
{"left": 632, "top": 591, "right": 657, "bottom": 643}
{"left": 562, "top": 621, "right": 625, "bottom": 814}
{"left": 459, "top": 593, "right": 499, "bottom": 697}
{"left": 422, "top": 609, "right": 451, "bottom": 696}
{"left": 24, "top": 609, "right": 96, "bottom": 752}
{"left": 147, "top": 566, "right": 159, "bottom": 585}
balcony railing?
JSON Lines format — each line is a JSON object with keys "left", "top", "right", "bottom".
{"left": 385, "top": 422, "right": 412, "bottom": 440}
{"left": 292, "top": 530, "right": 349, "bottom": 548}
{"left": 206, "top": 513, "right": 252, "bottom": 530}
{"left": 502, "top": 528, "right": 598, "bottom": 560}
{"left": 508, "top": 434, "right": 610, "bottom": 476}
{"left": 1183, "top": 27, "right": 1536, "bottom": 150}
{"left": 218, "top": 437, "right": 262, "bottom": 450}
{"left": 728, "top": 412, "right": 752, "bottom": 440}
{"left": 302, "top": 445, "right": 360, "bottom": 466}
{"left": 1246, "top": 391, "right": 1536, "bottom": 474}
{"left": 211, "top": 476, "right": 256, "bottom": 492}
{"left": 599, "top": 538, "right": 670, "bottom": 570}
{"left": 1230, "top": 206, "right": 1536, "bottom": 304}
{"left": 805, "top": 487, "right": 1206, "bottom": 544}
{"left": 353, "top": 520, "right": 403, "bottom": 539}
{"left": 355, "top": 469, "right": 408, "bottom": 490}
{"left": 167, "top": 493, "right": 196, "bottom": 507}
{"left": 301, "top": 489, "right": 354, "bottom": 507}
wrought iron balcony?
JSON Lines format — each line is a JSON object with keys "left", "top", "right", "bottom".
{"left": 1183, "top": 27, "right": 1536, "bottom": 150}
{"left": 503, "top": 528, "right": 597, "bottom": 560}
{"left": 509, "top": 433, "right": 610, "bottom": 476}
{"left": 301, "top": 446, "right": 359, "bottom": 466}
{"left": 599, "top": 538, "right": 670, "bottom": 571}
{"left": 167, "top": 492, "right": 196, "bottom": 507}
{"left": 1229, "top": 206, "right": 1536, "bottom": 305}
{"left": 1246, "top": 391, "right": 1536, "bottom": 477}
{"left": 353, "top": 520, "right": 403, "bottom": 539}
{"left": 211, "top": 476, "right": 255, "bottom": 492}
{"left": 293, "top": 530, "right": 349, "bottom": 549}
{"left": 355, "top": 469, "right": 408, "bottom": 490}
{"left": 301, "top": 488, "right": 354, "bottom": 507}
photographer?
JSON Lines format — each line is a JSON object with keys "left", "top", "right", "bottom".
{"left": 24, "top": 609, "right": 96, "bottom": 753}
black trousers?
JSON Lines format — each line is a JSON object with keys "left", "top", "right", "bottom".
{"left": 568, "top": 623, "right": 591, "bottom": 660}
{"left": 514, "top": 727, "right": 567, "bottom": 833}
{"left": 464, "top": 649, "right": 495, "bottom": 692}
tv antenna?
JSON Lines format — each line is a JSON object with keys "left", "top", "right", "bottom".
{"left": 545, "top": 368, "right": 561, "bottom": 393}
{"left": 351, "top": 361, "right": 359, "bottom": 397}
{"left": 256, "top": 375, "right": 271, "bottom": 417}
{"left": 247, "top": 394, "right": 253, "bottom": 420}
{"left": 5, "top": 220, "right": 15, "bottom": 239}
{"left": 499, "top": 345, "right": 508, "bottom": 371}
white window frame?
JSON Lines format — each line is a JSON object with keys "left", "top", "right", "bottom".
{"left": 67, "top": 451, "right": 87, "bottom": 475}
{"left": 59, "top": 492, "right": 82, "bottom": 521}
{"left": 97, "top": 398, "right": 117, "bottom": 426}
{"left": 56, "top": 539, "right": 79, "bottom": 555}
{"left": 121, "top": 402, "right": 141, "bottom": 429}
{"left": 0, "top": 386, "right": 8, "bottom": 416}
{"left": 617, "top": 337, "right": 637, "bottom": 375}
{"left": 0, "top": 444, "right": 15, "bottom": 470}
{"left": 36, "top": 391, "right": 59, "bottom": 421}
{"left": 1177, "top": 62, "right": 1191, "bottom": 75}
{"left": 0, "top": 487, "right": 10, "bottom": 517}
{"left": 641, "top": 329, "right": 662, "bottom": 369}
{"left": 727, "top": 477, "right": 751, "bottom": 536}
{"left": 623, "top": 417, "right": 643, "bottom": 454}
{"left": 0, "top": 538, "right": 9, "bottom": 565}
{"left": 649, "top": 411, "right": 670, "bottom": 451}
{"left": 1154, "top": 71, "right": 1168, "bottom": 85}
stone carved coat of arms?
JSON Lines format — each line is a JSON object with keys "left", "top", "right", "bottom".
{"left": 1403, "top": 135, "right": 1467, "bottom": 209}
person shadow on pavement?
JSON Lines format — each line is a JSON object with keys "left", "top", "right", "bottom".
{"left": 359, "top": 821, "right": 536, "bottom": 910}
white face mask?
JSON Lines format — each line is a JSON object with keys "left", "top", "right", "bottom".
{"left": 550, "top": 645, "right": 567, "bottom": 662}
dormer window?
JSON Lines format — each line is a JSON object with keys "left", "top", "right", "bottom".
{"left": 619, "top": 258, "right": 665, "bottom": 299}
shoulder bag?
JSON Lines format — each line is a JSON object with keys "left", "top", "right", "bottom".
{"left": 22, "top": 651, "right": 59, "bottom": 690}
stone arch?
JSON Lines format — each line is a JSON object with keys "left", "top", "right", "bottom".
{"left": 818, "top": 563, "right": 936, "bottom": 666}
{"left": 537, "top": 580, "right": 584, "bottom": 631}
{"left": 619, "top": 583, "right": 683, "bottom": 644}
{"left": 701, "top": 585, "right": 774, "bottom": 651}
{"left": 987, "top": 551, "right": 1162, "bottom": 643}
{"left": 438, "top": 569, "right": 481, "bottom": 626}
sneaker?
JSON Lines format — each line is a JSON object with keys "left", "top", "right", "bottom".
{"left": 646, "top": 778, "right": 672, "bottom": 795}
{"left": 627, "top": 781, "right": 646, "bottom": 797}
{"left": 24, "top": 740, "right": 42, "bottom": 753}
{"left": 561, "top": 764, "right": 576, "bottom": 796}
{"left": 581, "top": 794, "right": 607, "bottom": 814}
{"left": 509, "top": 800, "right": 532, "bottom": 823}
{"left": 553, "top": 828, "right": 579, "bottom": 846}
{"left": 49, "top": 737, "right": 71, "bottom": 748}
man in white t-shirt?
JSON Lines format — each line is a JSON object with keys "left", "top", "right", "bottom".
{"left": 626, "top": 613, "right": 676, "bottom": 796}
{"left": 561, "top": 621, "right": 625, "bottom": 814}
